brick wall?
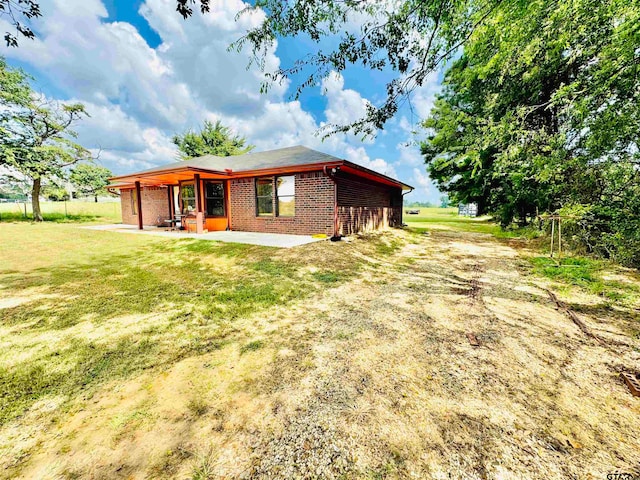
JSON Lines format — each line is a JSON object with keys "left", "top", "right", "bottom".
{"left": 229, "top": 171, "right": 335, "bottom": 236}
{"left": 336, "top": 174, "right": 403, "bottom": 235}
{"left": 120, "top": 187, "right": 170, "bottom": 226}
{"left": 118, "top": 171, "right": 403, "bottom": 236}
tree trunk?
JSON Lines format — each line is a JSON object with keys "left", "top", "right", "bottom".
{"left": 32, "top": 177, "right": 43, "bottom": 222}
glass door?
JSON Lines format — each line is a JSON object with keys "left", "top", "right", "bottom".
{"left": 204, "top": 181, "right": 225, "bottom": 217}
{"left": 180, "top": 183, "right": 196, "bottom": 214}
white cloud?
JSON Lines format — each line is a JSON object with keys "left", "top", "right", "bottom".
{"left": 0, "top": 0, "right": 424, "bottom": 185}
{"left": 396, "top": 144, "right": 423, "bottom": 167}
{"left": 411, "top": 167, "right": 432, "bottom": 196}
{"left": 409, "top": 70, "right": 440, "bottom": 119}
{"left": 344, "top": 146, "right": 397, "bottom": 179}
{"left": 321, "top": 71, "right": 370, "bottom": 127}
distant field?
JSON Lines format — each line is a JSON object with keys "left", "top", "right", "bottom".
{"left": 0, "top": 200, "right": 121, "bottom": 223}
{"left": 403, "top": 207, "right": 503, "bottom": 235}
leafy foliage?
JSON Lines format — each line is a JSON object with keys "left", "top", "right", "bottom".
{"left": 175, "top": 0, "right": 210, "bottom": 20}
{"left": 0, "top": 0, "right": 41, "bottom": 47}
{"left": 70, "top": 163, "right": 113, "bottom": 201}
{"left": 172, "top": 120, "right": 254, "bottom": 159}
{"left": 0, "top": 58, "right": 91, "bottom": 221}
{"left": 179, "top": 0, "right": 504, "bottom": 136}
{"left": 42, "top": 184, "right": 69, "bottom": 201}
{"left": 421, "top": 0, "right": 640, "bottom": 266}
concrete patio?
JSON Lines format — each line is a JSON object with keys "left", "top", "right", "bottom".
{"left": 82, "top": 224, "right": 328, "bottom": 248}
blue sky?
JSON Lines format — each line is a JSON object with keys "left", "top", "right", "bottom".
{"left": 0, "top": 0, "right": 443, "bottom": 202}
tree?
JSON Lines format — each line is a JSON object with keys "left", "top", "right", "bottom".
{"left": 172, "top": 120, "right": 254, "bottom": 159}
{"left": 42, "top": 184, "right": 69, "bottom": 201}
{"left": 0, "top": 58, "right": 91, "bottom": 221}
{"left": 70, "top": 163, "right": 113, "bottom": 202}
{"left": 421, "top": 0, "right": 640, "bottom": 264}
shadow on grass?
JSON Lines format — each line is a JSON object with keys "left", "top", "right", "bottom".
{"left": 0, "top": 237, "right": 364, "bottom": 427}
{"left": 530, "top": 256, "right": 640, "bottom": 303}
{"left": 0, "top": 324, "right": 233, "bottom": 426}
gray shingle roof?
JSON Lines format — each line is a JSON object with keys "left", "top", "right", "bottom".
{"left": 132, "top": 146, "right": 341, "bottom": 175}
{"left": 110, "top": 145, "right": 412, "bottom": 190}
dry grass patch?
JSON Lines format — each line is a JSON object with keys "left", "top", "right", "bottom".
{"left": 1, "top": 223, "right": 639, "bottom": 479}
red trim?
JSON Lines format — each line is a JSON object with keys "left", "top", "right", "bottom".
{"left": 340, "top": 164, "right": 405, "bottom": 189}
{"left": 110, "top": 161, "right": 412, "bottom": 192}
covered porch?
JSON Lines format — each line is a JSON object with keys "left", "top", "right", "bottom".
{"left": 110, "top": 167, "right": 231, "bottom": 233}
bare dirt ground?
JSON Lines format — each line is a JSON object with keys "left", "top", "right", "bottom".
{"left": 3, "top": 228, "right": 640, "bottom": 479}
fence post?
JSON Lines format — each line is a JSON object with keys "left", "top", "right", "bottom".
{"left": 550, "top": 218, "right": 555, "bottom": 257}
{"left": 558, "top": 218, "right": 562, "bottom": 258}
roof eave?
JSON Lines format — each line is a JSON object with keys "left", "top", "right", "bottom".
{"left": 107, "top": 158, "right": 413, "bottom": 191}
{"left": 341, "top": 161, "right": 413, "bottom": 190}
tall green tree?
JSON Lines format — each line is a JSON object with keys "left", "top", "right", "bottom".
{"left": 172, "top": 120, "right": 254, "bottom": 159}
{"left": 421, "top": 0, "right": 640, "bottom": 264}
{"left": 0, "top": 58, "right": 91, "bottom": 221}
{"left": 70, "top": 163, "right": 113, "bottom": 202}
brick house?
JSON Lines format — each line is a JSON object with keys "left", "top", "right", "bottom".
{"left": 109, "top": 146, "right": 413, "bottom": 237}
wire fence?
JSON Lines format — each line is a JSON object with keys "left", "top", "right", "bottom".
{"left": 0, "top": 200, "right": 121, "bottom": 222}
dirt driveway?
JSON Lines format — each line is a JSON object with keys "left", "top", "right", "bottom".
{"left": 5, "top": 228, "right": 640, "bottom": 479}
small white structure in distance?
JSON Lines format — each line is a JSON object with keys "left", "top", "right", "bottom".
{"left": 458, "top": 203, "right": 478, "bottom": 217}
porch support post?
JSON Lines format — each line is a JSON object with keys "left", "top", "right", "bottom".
{"left": 193, "top": 174, "right": 204, "bottom": 234}
{"left": 194, "top": 174, "right": 202, "bottom": 213}
{"left": 135, "top": 181, "right": 143, "bottom": 230}
{"left": 167, "top": 185, "right": 174, "bottom": 221}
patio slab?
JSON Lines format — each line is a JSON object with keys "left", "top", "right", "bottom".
{"left": 81, "top": 224, "right": 327, "bottom": 248}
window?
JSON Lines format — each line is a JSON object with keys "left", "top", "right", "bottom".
{"left": 205, "top": 181, "right": 225, "bottom": 217}
{"left": 256, "top": 177, "right": 273, "bottom": 216}
{"left": 181, "top": 183, "right": 196, "bottom": 214}
{"left": 131, "top": 188, "right": 138, "bottom": 215}
{"left": 276, "top": 176, "right": 295, "bottom": 216}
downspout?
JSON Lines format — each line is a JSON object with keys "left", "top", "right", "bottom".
{"left": 323, "top": 165, "right": 340, "bottom": 240}
{"left": 401, "top": 187, "right": 414, "bottom": 226}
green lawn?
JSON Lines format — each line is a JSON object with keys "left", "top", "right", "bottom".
{"left": 1, "top": 214, "right": 638, "bottom": 479}
{"left": 0, "top": 200, "right": 121, "bottom": 223}
{"left": 404, "top": 207, "right": 509, "bottom": 235}
{"left": 0, "top": 223, "right": 364, "bottom": 429}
